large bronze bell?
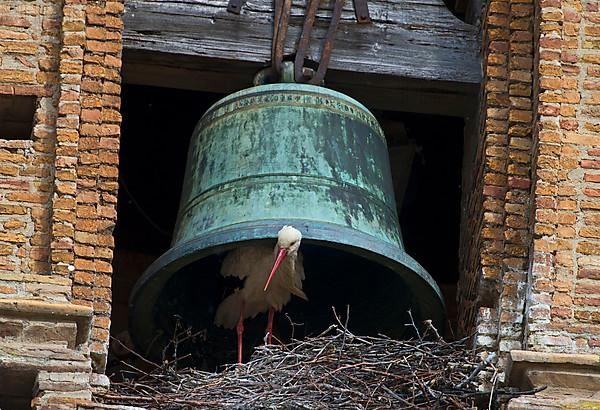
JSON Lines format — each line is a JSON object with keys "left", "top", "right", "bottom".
{"left": 129, "top": 83, "right": 445, "bottom": 361}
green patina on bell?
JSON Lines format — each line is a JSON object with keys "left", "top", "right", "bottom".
{"left": 129, "top": 83, "right": 445, "bottom": 361}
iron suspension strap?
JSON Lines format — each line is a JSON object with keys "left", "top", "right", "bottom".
{"left": 294, "top": 0, "right": 345, "bottom": 84}
{"left": 353, "top": 0, "right": 371, "bottom": 23}
{"left": 272, "top": 0, "right": 292, "bottom": 76}
{"left": 242, "top": 0, "right": 371, "bottom": 84}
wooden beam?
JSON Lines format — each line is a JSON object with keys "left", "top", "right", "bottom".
{"left": 123, "top": 0, "right": 481, "bottom": 85}
{"left": 122, "top": 0, "right": 481, "bottom": 116}
{"left": 122, "top": 49, "right": 479, "bottom": 116}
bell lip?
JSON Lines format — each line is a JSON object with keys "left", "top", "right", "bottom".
{"left": 128, "top": 220, "right": 446, "bottom": 356}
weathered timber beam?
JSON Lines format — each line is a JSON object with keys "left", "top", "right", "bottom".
{"left": 123, "top": 0, "right": 481, "bottom": 85}
{"left": 121, "top": 50, "right": 478, "bottom": 116}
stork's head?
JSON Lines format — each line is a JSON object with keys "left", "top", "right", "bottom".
{"left": 276, "top": 225, "right": 302, "bottom": 254}
{"left": 264, "top": 225, "right": 302, "bottom": 291}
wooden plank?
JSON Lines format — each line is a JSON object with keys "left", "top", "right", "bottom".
{"left": 123, "top": 0, "right": 481, "bottom": 85}
{"left": 122, "top": 49, "right": 479, "bottom": 116}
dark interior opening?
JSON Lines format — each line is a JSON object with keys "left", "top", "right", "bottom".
{"left": 140, "top": 243, "right": 435, "bottom": 367}
{"left": 0, "top": 368, "right": 36, "bottom": 410}
{"left": 0, "top": 95, "right": 36, "bottom": 140}
{"left": 110, "top": 84, "right": 463, "bottom": 373}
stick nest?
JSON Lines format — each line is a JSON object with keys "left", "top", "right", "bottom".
{"left": 95, "top": 318, "right": 516, "bottom": 409}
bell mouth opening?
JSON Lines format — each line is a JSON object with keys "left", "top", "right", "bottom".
{"left": 129, "top": 227, "right": 444, "bottom": 369}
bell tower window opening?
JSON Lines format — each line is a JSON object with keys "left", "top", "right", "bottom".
{"left": 0, "top": 94, "right": 36, "bottom": 140}
{"left": 110, "top": 84, "right": 464, "bottom": 372}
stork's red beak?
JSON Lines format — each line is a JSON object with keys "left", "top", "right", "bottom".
{"left": 264, "top": 247, "right": 287, "bottom": 291}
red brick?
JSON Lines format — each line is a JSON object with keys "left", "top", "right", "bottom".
{"left": 578, "top": 268, "right": 600, "bottom": 280}
{"left": 584, "top": 187, "right": 600, "bottom": 197}
{"left": 582, "top": 160, "right": 600, "bottom": 169}
{"left": 584, "top": 173, "right": 600, "bottom": 183}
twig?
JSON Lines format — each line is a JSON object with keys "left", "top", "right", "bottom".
{"left": 284, "top": 312, "right": 303, "bottom": 340}
{"left": 455, "top": 352, "right": 496, "bottom": 389}
{"left": 488, "top": 366, "right": 499, "bottom": 410}
{"left": 423, "top": 319, "right": 443, "bottom": 341}
{"left": 109, "top": 334, "right": 161, "bottom": 370}
{"left": 334, "top": 305, "right": 350, "bottom": 364}
{"left": 405, "top": 309, "right": 421, "bottom": 340}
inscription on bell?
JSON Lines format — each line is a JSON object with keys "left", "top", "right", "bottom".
{"left": 199, "top": 89, "right": 383, "bottom": 137}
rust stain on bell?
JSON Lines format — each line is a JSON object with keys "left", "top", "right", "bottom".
{"left": 129, "top": 84, "right": 445, "bottom": 358}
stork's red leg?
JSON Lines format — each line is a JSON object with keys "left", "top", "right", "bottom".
{"left": 236, "top": 301, "right": 245, "bottom": 364}
{"left": 266, "top": 307, "right": 275, "bottom": 345}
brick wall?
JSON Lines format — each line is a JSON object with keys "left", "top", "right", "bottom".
{"left": 0, "top": 0, "right": 123, "bottom": 395}
{"left": 0, "top": 0, "right": 62, "bottom": 299}
{"left": 55, "top": 0, "right": 123, "bottom": 372}
{"left": 458, "top": 0, "right": 600, "bottom": 366}
{"left": 496, "top": 0, "right": 535, "bottom": 359}
{"left": 525, "top": 0, "right": 600, "bottom": 353}
{"left": 458, "top": 0, "right": 536, "bottom": 363}
{"left": 458, "top": 0, "right": 500, "bottom": 344}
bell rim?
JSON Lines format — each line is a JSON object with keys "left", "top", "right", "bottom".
{"left": 128, "top": 220, "right": 446, "bottom": 357}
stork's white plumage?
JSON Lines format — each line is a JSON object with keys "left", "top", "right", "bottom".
{"left": 214, "top": 226, "right": 307, "bottom": 363}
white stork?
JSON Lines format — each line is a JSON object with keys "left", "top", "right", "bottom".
{"left": 214, "top": 225, "right": 307, "bottom": 363}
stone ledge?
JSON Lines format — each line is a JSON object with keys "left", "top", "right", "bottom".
{"left": 0, "top": 298, "right": 93, "bottom": 346}
{"left": 509, "top": 350, "right": 600, "bottom": 368}
{"left": 507, "top": 388, "right": 600, "bottom": 410}
{"left": 78, "top": 403, "right": 145, "bottom": 410}
{"left": 0, "top": 341, "right": 93, "bottom": 409}
{"left": 506, "top": 350, "right": 600, "bottom": 409}
{"left": 0, "top": 342, "right": 91, "bottom": 373}
{"left": 506, "top": 349, "right": 600, "bottom": 391}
